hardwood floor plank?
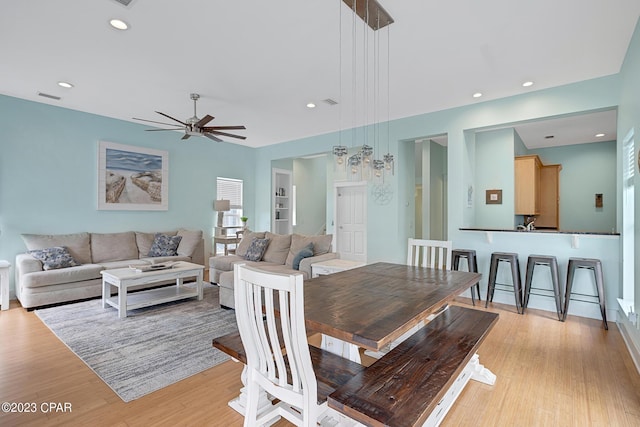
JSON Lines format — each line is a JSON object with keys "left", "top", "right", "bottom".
{"left": 1, "top": 297, "right": 640, "bottom": 426}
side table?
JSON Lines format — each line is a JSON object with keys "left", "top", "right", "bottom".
{"left": 311, "top": 258, "right": 365, "bottom": 278}
{"left": 213, "top": 235, "right": 241, "bottom": 256}
{"left": 0, "top": 260, "right": 10, "bottom": 311}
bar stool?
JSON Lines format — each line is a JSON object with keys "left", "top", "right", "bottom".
{"left": 563, "top": 257, "right": 608, "bottom": 330}
{"left": 452, "top": 249, "right": 481, "bottom": 306}
{"left": 485, "top": 252, "right": 523, "bottom": 314}
{"left": 523, "top": 255, "right": 563, "bottom": 320}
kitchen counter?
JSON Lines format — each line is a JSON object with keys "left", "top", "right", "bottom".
{"left": 459, "top": 227, "right": 619, "bottom": 236}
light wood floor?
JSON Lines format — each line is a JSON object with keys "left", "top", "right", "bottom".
{"left": 1, "top": 297, "right": 639, "bottom": 427}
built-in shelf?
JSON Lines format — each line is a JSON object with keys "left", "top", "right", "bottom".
{"left": 272, "top": 168, "right": 292, "bottom": 234}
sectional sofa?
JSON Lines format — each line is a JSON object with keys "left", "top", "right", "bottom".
{"left": 15, "top": 229, "right": 204, "bottom": 309}
{"left": 209, "top": 231, "right": 337, "bottom": 309}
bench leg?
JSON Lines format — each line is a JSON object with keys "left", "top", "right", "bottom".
{"left": 469, "top": 353, "right": 496, "bottom": 385}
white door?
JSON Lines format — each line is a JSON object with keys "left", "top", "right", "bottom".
{"left": 335, "top": 182, "right": 367, "bottom": 262}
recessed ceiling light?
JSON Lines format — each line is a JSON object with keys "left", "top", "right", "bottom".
{"left": 522, "top": 81, "right": 534, "bottom": 87}
{"left": 472, "top": 92, "right": 482, "bottom": 98}
{"left": 109, "top": 19, "right": 129, "bottom": 30}
{"left": 595, "top": 133, "right": 605, "bottom": 137}
{"left": 306, "top": 103, "right": 316, "bottom": 108}
{"left": 57, "top": 81, "right": 74, "bottom": 88}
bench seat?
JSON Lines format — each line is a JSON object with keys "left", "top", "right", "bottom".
{"left": 327, "top": 305, "right": 499, "bottom": 427}
{"left": 213, "top": 330, "right": 366, "bottom": 404}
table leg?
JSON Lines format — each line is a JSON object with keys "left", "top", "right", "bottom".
{"left": 469, "top": 353, "right": 496, "bottom": 385}
{"left": 102, "top": 279, "right": 108, "bottom": 309}
{"left": 196, "top": 270, "right": 203, "bottom": 300}
{"left": 320, "top": 335, "right": 361, "bottom": 364}
{"left": 118, "top": 283, "right": 126, "bottom": 319}
{"left": 0, "top": 266, "right": 10, "bottom": 311}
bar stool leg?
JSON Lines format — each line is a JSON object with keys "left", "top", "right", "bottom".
{"left": 523, "top": 257, "right": 535, "bottom": 311}
{"left": 471, "top": 254, "right": 481, "bottom": 304}
{"left": 594, "top": 262, "right": 608, "bottom": 330}
{"left": 511, "top": 259, "right": 523, "bottom": 314}
{"left": 549, "top": 259, "right": 563, "bottom": 321}
{"left": 485, "top": 255, "right": 498, "bottom": 308}
{"left": 562, "top": 260, "right": 575, "bottom": 322}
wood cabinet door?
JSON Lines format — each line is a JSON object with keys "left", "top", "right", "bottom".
{"left": 515, "top": 156, "right": 541, "bottom": 215}
{"left": 536, "top": 164, "right": 561, "bottom": 228}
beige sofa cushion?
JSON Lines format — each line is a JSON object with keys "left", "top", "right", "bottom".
{"left": 135, "top": 231, "right": 177, "bottom": 258}
{"left": 91, "top": 232, "right": 138, "bottom": 263}
{"left": 20, "top": 264, "right": 104, "bottom": 289}
{"left": 262, "top": 232, "right": 291, "bottom": 264}
{"left": 21, "top": 232, "right": 92, "bottom": 264}
{"left": 177, "top": 229, "right": 203, "bottom": 257}
{"left": 236, "top": 231, "right": 266, "bottom": 257}
{"left": 285, "top": 234, "right": 333, "bottom": 267}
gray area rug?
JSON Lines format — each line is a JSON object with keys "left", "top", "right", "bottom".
{"left": 35, "top": 284, "right": 237, "bottom": 402}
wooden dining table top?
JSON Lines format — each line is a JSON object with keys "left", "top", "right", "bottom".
{"left": 302, "top": 262, "right": 482, "bottom": 352}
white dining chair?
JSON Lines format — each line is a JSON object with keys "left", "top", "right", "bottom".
{"left": 407, "top": 238, "right": 453, "bottom": 270}
{"left": 233, "top": 264, "right": 326, "bottom": 427}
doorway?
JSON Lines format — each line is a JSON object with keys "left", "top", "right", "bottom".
{"left": 414, "top": 137, "right": 448, "bottom": 240}
{"left": 334, "top": 181, "right": 367, "bottom": 262}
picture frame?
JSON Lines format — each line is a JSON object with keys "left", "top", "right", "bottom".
{"left": 98, "top": 141, "right": 168, "bottom": 210}
{"left": 485, "top": 189, "right": 502, "bottom": 205}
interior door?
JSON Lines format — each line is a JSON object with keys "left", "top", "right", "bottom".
{"left": 335, "top": 182, "right": 367, "bottom": 262}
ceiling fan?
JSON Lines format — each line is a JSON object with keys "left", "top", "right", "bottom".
{"left": 133, "top": 93, "right": 246, "bottom": 142}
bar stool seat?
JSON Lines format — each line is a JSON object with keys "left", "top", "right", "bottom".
{"left": 485, "top": 252, "right": 523, "bottom": 314}
{"left": 563, "top": 257, "right": 608, "bottom": 330}
{"left": 452, "top": 249, "right": 481, "bottom": 306}
{"left": 523, "top": 255, "right": 563, "bottom": 320}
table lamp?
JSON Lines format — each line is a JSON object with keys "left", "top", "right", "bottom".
{"left": 214, "top": 199, "right": 231, "bottom": 227}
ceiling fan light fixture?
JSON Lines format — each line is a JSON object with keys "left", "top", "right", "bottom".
{"left": 109, "top": 19, "right": 129, "bottom": 30}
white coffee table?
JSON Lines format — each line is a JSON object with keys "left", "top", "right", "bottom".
{"left": 101, "top": 261, "right": 204, "bottom": 319}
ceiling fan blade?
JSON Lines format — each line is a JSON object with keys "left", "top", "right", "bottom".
{"left": 195, "top": 115, "right": 214, "bottom": 128}
{"left": 133, "top": 117, "right": 183, "bottom": 127}
{"left": 207, "top": 130, "right": 247, "bottom": 140}
{"left": 145, "top": 128, "right": 183, "bottom": 132}
{"left": 181, "top": 133, "right": 191, "bottom": 140}
{"left": 202, "top": 125, "right": 246, "bottom": 131}
{"left": 204, "top": 133, "right": 223, "bottom": 142}
{"left": 155, "top": 111, "right": 187, "bottom": 126}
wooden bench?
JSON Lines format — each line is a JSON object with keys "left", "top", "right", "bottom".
{"left": 327, "top": 305, "right": 499, "bottom": 427}
{"left": 213, "top": 328, "right": 366, "bottom": 405}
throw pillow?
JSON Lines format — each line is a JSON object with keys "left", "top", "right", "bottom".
{"left": 244, "top": 237, "right": 271, "bottom": 262}
{"left": 176, "top": 229, "right": 203, "bottom": 257}
{"left": 28, "top": 246, "right": 80, "bottom": 270}
{"left": 236, "top": 231, "right": 266, "bottom": 257}
{"left": 147, "top": 233, "right": 183, "bottom": 257}
{"left": 292, "top": 243, "right": 314, "bottom": 270}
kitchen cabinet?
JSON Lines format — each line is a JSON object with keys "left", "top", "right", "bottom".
{"left": 536, "top": 164, "right": 562, "bottom": 229}
{"left": 514, "top": 155, "right": 542, "bottom": 215}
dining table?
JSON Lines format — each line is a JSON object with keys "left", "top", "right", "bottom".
{"left": 217, "top": 261, "right": 497, "bottom": 425}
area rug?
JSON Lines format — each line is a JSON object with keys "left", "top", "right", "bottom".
{"left": 35, "top": 284, "right": 237, "bottom": 402}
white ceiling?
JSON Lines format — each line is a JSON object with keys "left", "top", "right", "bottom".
{"left": 1, "top": 0, "right": 638, "bottom": 148}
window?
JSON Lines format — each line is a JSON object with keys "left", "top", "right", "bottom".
{"left": 622, "top": 130, "right": 634, "bottom": 304}
{"left": 217, "top": 177, "right": 243, "bottom": 233}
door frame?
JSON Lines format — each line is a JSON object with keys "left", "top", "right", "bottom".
{"left": 334, "top": 181, "right": 368, "bottom": 261}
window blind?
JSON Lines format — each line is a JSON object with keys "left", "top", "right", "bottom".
{"left": 217, "top": 177, "right": 243, "bottom": 209}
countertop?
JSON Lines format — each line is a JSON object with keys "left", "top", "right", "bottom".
{"left": 459, "top": 227, "right": 619, "bottom": 236}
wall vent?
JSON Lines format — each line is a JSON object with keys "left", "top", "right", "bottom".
{"left": 323, "top": 98, "right": 338, "bottom": 106}
{"left": 38, "top": 92, "right": 61, "bottom": 101}
{"left": 111, "top": 0, "right": 135, "bottom": 7}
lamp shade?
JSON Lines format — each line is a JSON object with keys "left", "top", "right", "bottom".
{"left": 214, "top": 199, "right": 231, "bottom": 212}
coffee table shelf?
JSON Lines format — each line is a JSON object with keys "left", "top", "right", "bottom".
{"left": 101, "top": 261, "right": 204, "bottom": 319}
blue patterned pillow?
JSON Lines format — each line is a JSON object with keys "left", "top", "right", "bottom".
{"left": 243, "top": 238, "right": 270, "bottom": 262}
{"left": 28, "top": 246, "right": 80, "bottom": 270}
{"left": 148, "top": 233, "right": 183, "bottom": 257}
{"left": 293, "top": 243, "right": 314, "bottom": 270}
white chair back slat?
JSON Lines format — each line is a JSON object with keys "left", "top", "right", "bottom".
{"left": 407, "top": 238, "right": 452, "bottom": 270}
{"left": 234, "top": 263, "right": 319, "bottom": 426}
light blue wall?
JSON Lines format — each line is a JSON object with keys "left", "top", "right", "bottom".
{"left": 0, "top": 94, "right": 256, "bottom": 294}
{"left": 618, "top": 18, "right": 640, "bottom": 314}
{"left": 293, "top": 156, "right": 328, "bottom": 235}
{"left": 474, "top": 128, "right": 515, "bottom": 229}
{"left": 532, "top": 140, "right": 617, "bottom": 233}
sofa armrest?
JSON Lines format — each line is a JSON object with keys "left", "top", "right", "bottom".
{"left": 16, "top": 253, "right": 43, "bottom": 275}
{"left": 298, "top": 252, "right": 338, "bottom": 278}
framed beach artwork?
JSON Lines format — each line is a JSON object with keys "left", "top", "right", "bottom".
{"left": 97, "top": 141, "right": 169, "bottom": 210}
